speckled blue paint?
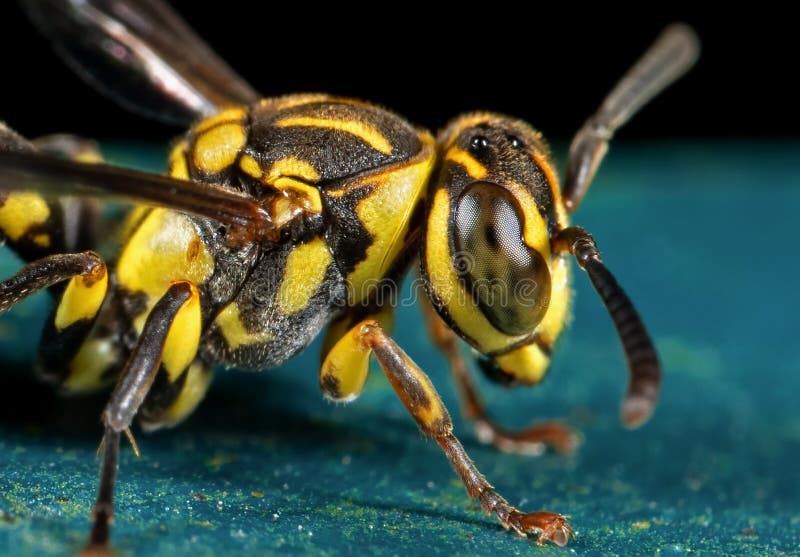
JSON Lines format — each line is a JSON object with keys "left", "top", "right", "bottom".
{"left": 1, "top": 142, "right": 799, "bottom": 556}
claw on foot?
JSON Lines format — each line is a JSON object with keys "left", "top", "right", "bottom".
{"left": 509, "top": 510, "right": 574, "bottom": 547}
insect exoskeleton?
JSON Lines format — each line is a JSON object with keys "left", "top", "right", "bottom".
{"left": 0, "top": 2, "right": 699, "bottom": 553}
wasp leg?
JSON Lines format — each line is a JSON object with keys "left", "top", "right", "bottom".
{"left": 350, "top": 320, "right": 573, "bottom": 546}
{"left": 562, "top": 24, "right": 699, "bottom": 212}
{"left": 81, "top": 280, "right": 198, "bottom": 556}
{"left": 319, "top": 308, "right": 394, "bottom": 402}
{"left": 0, "top": 123, "right": 63, "bottom": 261}
{"left": 1, "top": 125, "right": 106, "bottom": 260}
{"left": 138, "top": 359, "right": 213, "bottom": 431}
{"left": 0, "top": 251, "right": 106, "bottom": 314}
{"left": 554, "top": 226, "right": 660, "bottom": 427}
{"left": 420, "top": 298, "right": 580, "bottom": 456}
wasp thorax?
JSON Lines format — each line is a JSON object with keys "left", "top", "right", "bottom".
{"left": 453, "top": 182, "right": 551, "bottom": 336}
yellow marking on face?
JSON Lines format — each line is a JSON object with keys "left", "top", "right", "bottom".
{"left": 276, "top": 236, "right": 332, "bottom": 315}
{"left": 274, "top": 116, "right": 393, "bottom": 155}
{"left": 64, "top": 338, "right": 118, "bottom": 392}
{"left": 445, "top": 147, "right": 488, "bottom": 179}
{"left": 169, "top": 141, "right": 190, "bottom": 180}
{"left": 533, "top": 151, "right": 569, "bottom": 226}
{"left": 215, "top": 303, "right": 273, "bottom": 350}
{"left": 193, "top": 123, "right": 247, "bottom": 174}
{"left": 425, "top": 189, "right": 526, "bottom": 353}
{"left": 494, "top": 342, "right": 551, "bottom": 385}
{"left": 320, "top": 318, "right": 373, "bottom": 402}
{"left": 239, "top": 154, "right": 263, "bottom": 179}
{"left": 32, "top": 233, "right": 50, "bottom": 247}
{"left": 194, "top": 107, "right": 247, "bottom": 134}
{"left": 147, "top": 361, "right": 213, "bottom": 430}
{"left": 343, "top": 135, "right": 435, "bottom": 304}
{"left": 0, "top": 193, "right": 50, "bottom": 241}
{"left": 161, "top": 282, "right": 202, "bottom": 380}
{"left": 54, "top": 261, "right": 108, "bottom": 332}
{"left": 535, "top": 254, "right": 572, "bottom": 346}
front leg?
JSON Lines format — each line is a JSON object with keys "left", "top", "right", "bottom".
{"left": 322, "top": 318, "right": 573, "bottom": 546}
{"left": 420, "top": 297, "right": 580, "bottom": 456}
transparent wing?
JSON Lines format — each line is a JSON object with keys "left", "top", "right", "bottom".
{"left": 22, "top": 0, "right": 260, "bottom": 126}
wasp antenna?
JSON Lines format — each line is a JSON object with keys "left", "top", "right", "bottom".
{"left": 555, "top": 227, "right": 661, "bottom": 428}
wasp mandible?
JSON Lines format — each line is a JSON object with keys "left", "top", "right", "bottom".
{"left": 0, "top": 1, "right": 698, "bottom": 553}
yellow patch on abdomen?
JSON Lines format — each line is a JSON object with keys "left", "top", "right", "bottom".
{"left": 0, "top": 192, "right": 50, "bottom": 241}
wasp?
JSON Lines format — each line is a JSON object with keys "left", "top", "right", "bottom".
{"left": 0, "top": 1, "right": 698, "bottom": 553}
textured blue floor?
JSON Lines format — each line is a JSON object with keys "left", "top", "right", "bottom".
{"left": 1, "top": 142, "right": 799, "bottom": 556}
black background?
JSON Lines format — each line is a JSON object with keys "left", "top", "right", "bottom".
{"left": 0, "top": 3, "right": 796, "bottom": 142}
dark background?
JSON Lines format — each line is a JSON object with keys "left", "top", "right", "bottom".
{"left": 0, "top": 3, "right": 796, "bottom": 143}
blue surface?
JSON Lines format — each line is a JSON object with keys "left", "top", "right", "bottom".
{"left": 1, "top": 141, "right": 799, "bottom": 556}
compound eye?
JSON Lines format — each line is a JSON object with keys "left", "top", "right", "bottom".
{"left": 453, "top": 182, "right": 551, "bottom": 336}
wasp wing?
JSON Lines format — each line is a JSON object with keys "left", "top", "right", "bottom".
{"left": 0, "top": 151, "right": 270, "bottom": 234}
{"left": 22, "top": 0, "right": 260, "bottom": 126}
